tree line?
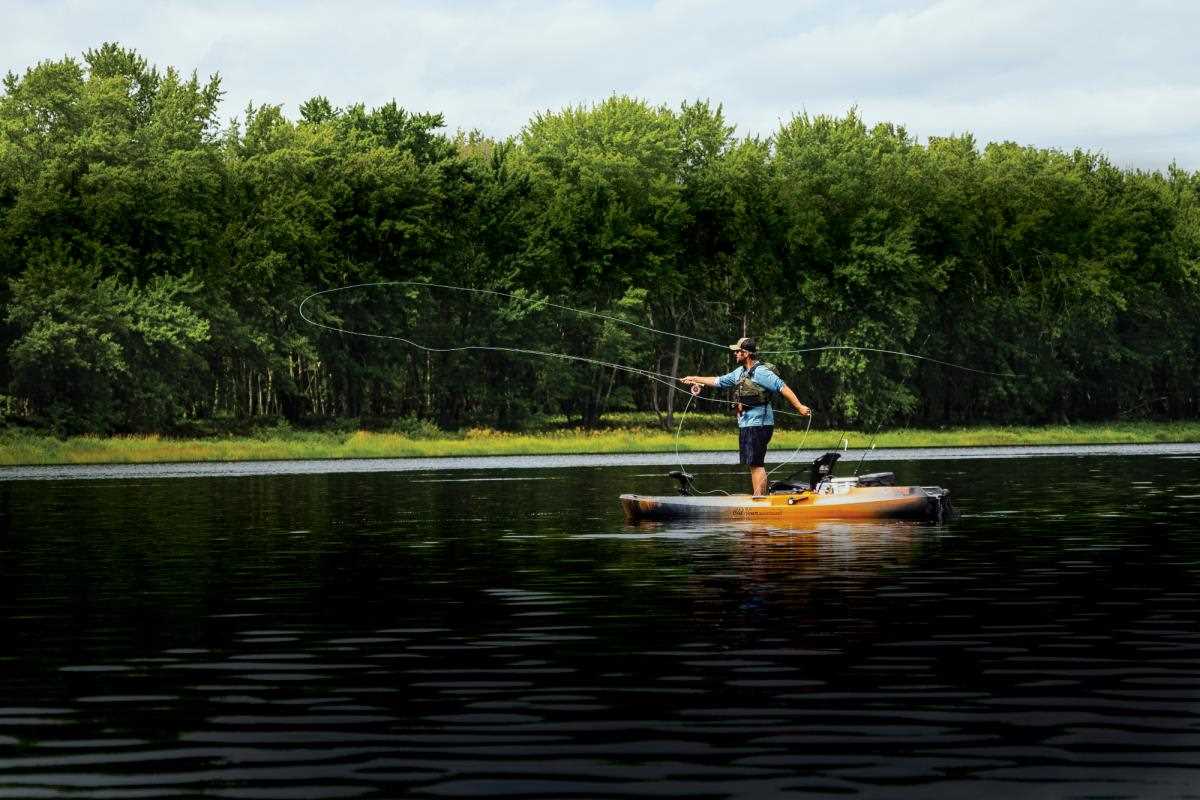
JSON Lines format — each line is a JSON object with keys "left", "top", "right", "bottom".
{"left": 2, "top": 44, "right": 1198, "bottom": 436}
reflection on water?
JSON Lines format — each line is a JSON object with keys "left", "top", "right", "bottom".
{"left": 1, "top": 455, "right": 1200, "bottom": 796}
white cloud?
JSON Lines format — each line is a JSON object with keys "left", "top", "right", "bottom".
{"left": 4, "top": 0, "right": 1197, "bottom": 169}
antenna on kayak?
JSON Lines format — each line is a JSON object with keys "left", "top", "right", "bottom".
{"left": 853, "top": 333, "right": 930, "bottom": 477}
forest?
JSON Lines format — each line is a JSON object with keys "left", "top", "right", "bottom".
{"left": 2, "top": 44, "right": 1198, "bottom": 436}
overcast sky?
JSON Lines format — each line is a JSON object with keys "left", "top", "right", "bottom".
{"left": 6, "top": 0, "right": 1197, "bottom": 170}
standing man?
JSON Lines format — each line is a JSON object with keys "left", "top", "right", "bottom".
{"left": 681, "top": 337, "right": 812, "bottom": 496}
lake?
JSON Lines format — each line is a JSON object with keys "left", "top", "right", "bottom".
{"left": 2, "top": 446, "right": 1199, "bottom": 797}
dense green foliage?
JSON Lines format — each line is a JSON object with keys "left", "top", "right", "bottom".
{"left": 2, "top": 45, "right": 1198, "bottom": 435}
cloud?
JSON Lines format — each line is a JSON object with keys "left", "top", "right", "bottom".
{"left": 4, "top": 0, "right": 1197, "bottom": 169}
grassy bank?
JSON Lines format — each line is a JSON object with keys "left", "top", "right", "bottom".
{"left": 2, "top": 419, "right": 1198, "bottom": 466}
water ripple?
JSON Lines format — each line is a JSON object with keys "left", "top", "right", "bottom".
{"left": 3, "top": 453, "right": 1200, "bottom": 796}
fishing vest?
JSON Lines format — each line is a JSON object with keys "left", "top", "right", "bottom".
{"left": 733, "top": 361, "right": 780, "bottom": 408}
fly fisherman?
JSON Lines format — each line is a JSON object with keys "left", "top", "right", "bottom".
{"left": 681, "top": 337, "right": 812, "bottom": 496}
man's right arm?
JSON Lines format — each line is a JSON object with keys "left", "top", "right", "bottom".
{"left": 682, "top": 368, "right": 740, "bottom": 389}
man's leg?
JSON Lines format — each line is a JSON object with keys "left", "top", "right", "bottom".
{"left": 746, "top": 424, "right": 774, "bottom": 496}
{"left": 750, "top": 466, "right": 768, "bottom": 496}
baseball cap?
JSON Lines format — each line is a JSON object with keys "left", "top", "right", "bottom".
{"left": 728, "top": 337, "right": 756, "bottom": 353}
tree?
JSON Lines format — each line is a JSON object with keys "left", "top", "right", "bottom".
{"left": 7, "top": 261, "right": 208, "bottom": 433}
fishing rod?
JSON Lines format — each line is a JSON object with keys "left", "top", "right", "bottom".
{"left": 298, "top": 282, "right": 815, "bottom": 422}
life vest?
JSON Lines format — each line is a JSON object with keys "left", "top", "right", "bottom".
{"left": 733, "top": 361, "right": 780, "bottom": 409}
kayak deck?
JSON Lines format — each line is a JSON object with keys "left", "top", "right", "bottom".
{"left": 621, "top": 485, "right": 953, "bottom": 523}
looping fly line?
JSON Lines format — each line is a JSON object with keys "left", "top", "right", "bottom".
{"left": 298, "top": 280, "right": 1016, "bottom": 423}
{"left": 298, "top": 281, "right": 742, "bottom": 412}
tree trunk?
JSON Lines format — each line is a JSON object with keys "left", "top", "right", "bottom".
{"left": 665, "top": 331, "right": 681, "bottom": 430}
{"left": 603, "top": 365, "right": 620, "bottom": 409}
{"left": 651, "top": 354, "right": 665, "bottom": 429}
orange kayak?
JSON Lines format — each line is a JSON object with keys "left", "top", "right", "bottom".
{"left": 620, "top": 484, "right": 952, "bottom": 522}
{"left": 620, "top": 452, "right": 954, "bottom": 523}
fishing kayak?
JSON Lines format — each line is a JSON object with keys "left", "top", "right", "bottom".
{"left": 620, "top": 485, "right": 952, "bottom": 522}
{"left": 620, "top": 452, "right": 955, "bottom": 523}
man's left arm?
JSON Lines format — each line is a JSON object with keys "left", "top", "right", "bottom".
{"left": 757, "top": 367, "right": 812, "bottom": 416}
{"left": 778, "top": 385, "right": 811, "bottom": 417}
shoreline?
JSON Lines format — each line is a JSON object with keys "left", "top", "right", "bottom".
{"left": 2, "top": 421, "right": 1199, "bottom": 467}
{"left": 4, "top": 441, "right": 1200, "bottom": 482}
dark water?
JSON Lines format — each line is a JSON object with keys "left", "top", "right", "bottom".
{"left": 1, "top": 453, "right": 1199, "bottom": 798}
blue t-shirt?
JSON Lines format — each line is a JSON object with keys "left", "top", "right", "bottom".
{"left": 715, "top": 362, "right": 786, "bottom": 427}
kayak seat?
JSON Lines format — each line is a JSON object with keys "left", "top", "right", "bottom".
{"left": 668, "top": 470, "right": 697, "bottom": 495}
{"left": 769, "top": 480, "right": 810, "bottom": 494}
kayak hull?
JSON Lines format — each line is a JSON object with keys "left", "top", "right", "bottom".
{"left": 620, "top": 486, "right": 953, "bottom": 523}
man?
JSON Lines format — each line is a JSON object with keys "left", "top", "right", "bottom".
{"left": 681, "top": 337, "right": 812, "bottom": 496}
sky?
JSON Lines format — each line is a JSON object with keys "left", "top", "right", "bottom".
{"left": 6, "top": 0, "right": 1198, "bottom": 171}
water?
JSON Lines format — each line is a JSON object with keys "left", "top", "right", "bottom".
{"left": 2, "top": 451, "right": 1200, "bottom": 797}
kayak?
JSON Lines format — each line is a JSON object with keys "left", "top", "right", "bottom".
{"left": 620, "top": 452, "right": 955, "bottom": 523}
{"left": 620, "top": 485, "right": 952, "bottom": 522}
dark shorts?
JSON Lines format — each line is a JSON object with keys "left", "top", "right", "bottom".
{"left": 738, "top": 424, "right": 774, "bottom": 467}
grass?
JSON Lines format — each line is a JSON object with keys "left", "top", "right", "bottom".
{"left": 2, "top": 418, "right": 1199, "bottom": 466}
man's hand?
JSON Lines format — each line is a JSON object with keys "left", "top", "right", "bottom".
{"left": 681, "top": 376, "right": 707, "bottom": 386}
{"left": 796, "top": 403, "right": 812, "bottom": 416}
